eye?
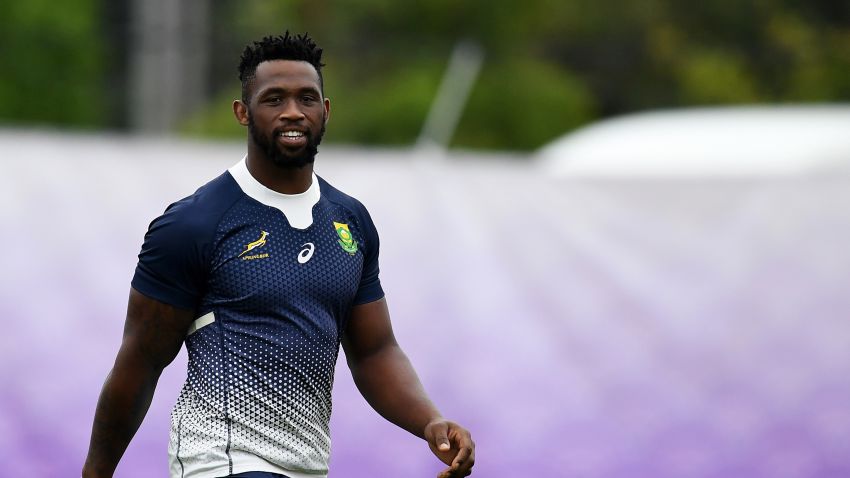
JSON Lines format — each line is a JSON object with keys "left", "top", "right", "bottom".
{"left": 301, "top": 94, "right": 318, "bottom": 104}
{"left": 264, "top": 96, "right": 282, "bottom": 105}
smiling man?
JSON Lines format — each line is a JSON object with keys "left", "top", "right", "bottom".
{"left": 82, "top": 32, "right": 475, "bottom": 478}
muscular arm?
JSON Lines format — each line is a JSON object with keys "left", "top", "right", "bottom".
{"left": 343, "top": 298, "right": 475, "bottom": 477}
{"left": 82, "top": 288, "right": 195, "bottom": 478}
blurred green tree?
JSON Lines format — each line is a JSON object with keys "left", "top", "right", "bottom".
{"left": 4, "top": 0, "right": 850, "bottom": 150}
{"left": 0, "top": 0, "right": 105, "bottom": 127}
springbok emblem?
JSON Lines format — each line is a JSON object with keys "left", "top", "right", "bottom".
{"left": 238, "top": 230, "right": 269, "bottom": 257}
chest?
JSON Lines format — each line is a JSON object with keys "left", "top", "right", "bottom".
{"left": 207, "top": 202, "right": 365, "bottom": 312}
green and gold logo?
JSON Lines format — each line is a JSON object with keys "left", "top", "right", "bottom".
{"left": 333, "top": 221, "right": 358, "bottom": 255}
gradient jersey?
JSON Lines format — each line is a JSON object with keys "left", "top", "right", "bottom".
{"left": 131, "top": 162, "right": 383, "bottom": 478}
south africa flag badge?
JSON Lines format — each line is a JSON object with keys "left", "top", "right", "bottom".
{"left": 333, "top": 221, "right": 358, "bottom": 255}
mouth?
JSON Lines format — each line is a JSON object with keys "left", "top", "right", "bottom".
{"left": 276, "top": 129, "right": 308, "bottom": 148}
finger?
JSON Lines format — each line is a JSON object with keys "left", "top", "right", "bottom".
{"left": 437, "top": 463, "right": 472, "bottom": 478}
{"left": 451, "top": 445, "right": 471, "bottom": 469}
{"left": 451, "top": 435, "right": 475, "bottom": 474}
{"left": 437, "top": 466, "right": 455, "bottom": 478}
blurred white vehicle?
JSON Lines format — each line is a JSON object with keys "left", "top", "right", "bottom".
{"left": 537, "top": 106, "right": 850, "bottom": 178}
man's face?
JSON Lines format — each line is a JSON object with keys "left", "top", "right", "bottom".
{"left": 242, "top": 60, "right": 329, "bottom": 169}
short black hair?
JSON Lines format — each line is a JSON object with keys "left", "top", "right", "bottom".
{"left": 238, "top": 31, "right": 325, "bottom": 103}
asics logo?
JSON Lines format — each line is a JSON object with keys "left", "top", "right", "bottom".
{"left": 297, "top": 243, "right": 315, "bottom": 264}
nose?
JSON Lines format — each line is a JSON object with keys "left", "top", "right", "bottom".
{"left": 279, "top": 99, "right": 305, "bottom": 121}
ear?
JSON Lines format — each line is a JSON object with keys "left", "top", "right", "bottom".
{"left": 233, "top": 100, "right": 250, "bottom": 126}
{"left": 323, "top": 97, "right": 331, "bottom": 125}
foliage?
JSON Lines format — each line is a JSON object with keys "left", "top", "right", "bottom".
{"left": 4, "top": 0, "right": 850, "bottom": 150}
{"left": 455, "top": 60, "right": 595, "bottom": 150}
{"left": 0, "top": 0, "right": 104, "bottom": 127}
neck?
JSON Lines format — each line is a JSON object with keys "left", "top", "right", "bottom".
{"left": 245, "top": 144, "right": 314, "bottom": 195}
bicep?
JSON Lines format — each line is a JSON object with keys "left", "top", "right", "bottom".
{"left": 119, "top": 287, "right": 196, "bottom": 371}
{"left": 342, "top": 297, "right": 398, "bottom": 361}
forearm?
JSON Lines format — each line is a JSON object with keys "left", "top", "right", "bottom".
{"left": 344, "top": 299, "right": 475, "bottom": 476}
{"left": 82, "top": 354, "right": 162, "bottom": 478}
{"left": 348, "top": 343, "right": 441, "bottom": 438}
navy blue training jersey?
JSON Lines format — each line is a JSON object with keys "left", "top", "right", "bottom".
{"left": 131, "top": 160, "right": 383, "bottom": 478}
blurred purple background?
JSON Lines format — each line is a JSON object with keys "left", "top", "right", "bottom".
{"left": 2, "top": 129, "right": 850, "bottom": 477}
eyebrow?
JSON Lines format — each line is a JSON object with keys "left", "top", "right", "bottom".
{"left": 258, "top": 85, "right": 321, "bottom": 97}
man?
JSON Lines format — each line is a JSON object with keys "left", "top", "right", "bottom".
{"left": 82, "top": 32, "right": 475, "bottom": 478}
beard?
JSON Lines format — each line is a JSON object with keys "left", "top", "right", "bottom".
{"left": 248, "top": 114, "right": 326, "bottom": 169}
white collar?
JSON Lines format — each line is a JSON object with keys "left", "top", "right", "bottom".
{"left": 228, "top": 157, "right": 320, "bottom": 229}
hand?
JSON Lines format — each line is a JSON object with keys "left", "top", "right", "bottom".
{"left": 424, "top": 418, "right": 475, "bottom": 477}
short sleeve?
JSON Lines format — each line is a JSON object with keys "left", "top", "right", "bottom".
{"left": 352, "top": 204, "right": 384, "bottom": 305}
{"left": 131, "top": 200, "right": 211, "bottom": 310}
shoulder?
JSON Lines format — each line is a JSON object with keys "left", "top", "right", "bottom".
{"left": 147, "top": 171, "right": 245, "bottom": 239}
{"left": 317, "top": 175, "right": 373, "bottom": 220}
{"left": 317, "top": 175, "right": 381, "bottom": 259}
{"left": 133, "top": 172, "right": 246, "bottom": 309}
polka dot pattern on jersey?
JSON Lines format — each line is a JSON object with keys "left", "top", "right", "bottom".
{"left": 168, "top": 195, "right": 367, "bottom": 476}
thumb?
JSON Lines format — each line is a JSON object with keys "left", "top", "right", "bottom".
{"left": 428, "top": 420, "right": 451, "bottom": 451}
